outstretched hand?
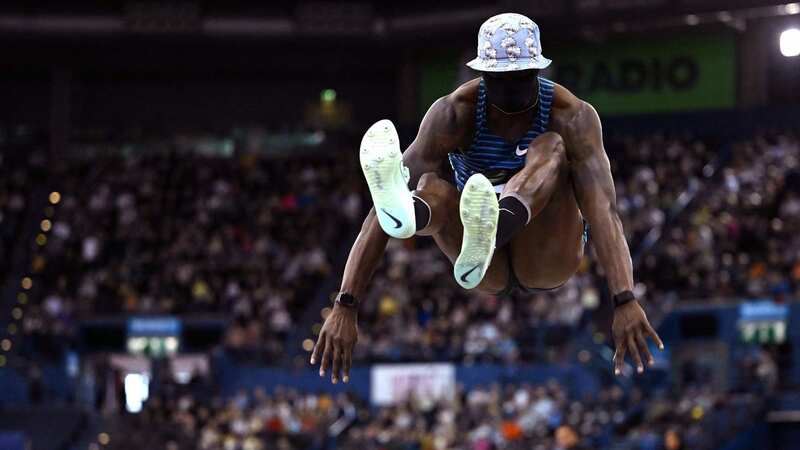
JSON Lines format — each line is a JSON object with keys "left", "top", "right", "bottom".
{"left": 612, "top": 300, "right": 664, "bottom": 375}
{"left": 310, "top": 304, "right": 358, "bottom": 384}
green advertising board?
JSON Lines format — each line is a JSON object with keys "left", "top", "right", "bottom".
{"left": 547, "top": 34, "right": 735, "bottom": 115}
{"left": 419, "top": 33, "right": 736, "bottom": 116}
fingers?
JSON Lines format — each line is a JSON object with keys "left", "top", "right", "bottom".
{"left": 311, "top": 330, "right": 354, "bottom": 385}
{"left": 627, "top": 334, "right": 643, "bottom": 373}
{"left": 319, "top": 338, "right": 332, "bottom": 377}
{"left": 636, "top": 330, "right": 654, "bottom": 367}
{"left": 331, "top": 345, "right": 342, "bottom": 384}
{"left": 613, "top": 343, "right": 626, "bottom": 376}
{"left": 613, "top": 320, "right": 665, "bottom": 377}
{"left": 343, "top": 348, "right": 352, "bottom": 384}
{"left": 310, "top": 332, "right": 324, "bottom": 365}
{"left": 644, "top": 322, "right": 665, "bottom": 350}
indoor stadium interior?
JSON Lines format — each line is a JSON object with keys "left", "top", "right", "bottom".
{"left": 1, "top": 1, "right": 800, "bottom": 449}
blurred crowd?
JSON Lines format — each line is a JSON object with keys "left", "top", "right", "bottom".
{"left": 115, "top": 381, "right": 358, "bottom": 450}
{"left": 610, "top": 133, "right": 718, "bottom": 251}
{"left": 640, "top": 131, "right": 800, "bottom": 302}
{"left": 15, "top": 146, "right": 364, "bottom": 362}
{"left": 2, "top": 130, "right": 798, "bottom": 364}
{"left": 112, "top": 377, "right": 762, "bottom": 450}
{"left": 343, "top": 383, "right": 762, "bottom": 450}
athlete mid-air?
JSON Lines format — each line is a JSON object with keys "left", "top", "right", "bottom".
{"left": 311, "top": 13, "right": 663, "bottom": 384}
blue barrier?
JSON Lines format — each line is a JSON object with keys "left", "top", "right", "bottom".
{"left": 0, "top": 364, "right": 71, "bottom": 406}
{"left": 720, "top": 423, "right": 768, "bottom": 450}
{"left": 219, "top": 364, "right": 374, "bottom": 399}
{"left": 0, "top": 432, "right": 27, "bottom": 450}
{"left": 216, "top": 359, "right": 600, "bottom": 401}
{"left": 0, "top": 370, "right": 28, "bottom": 405}
{"left": 657, "top": 302, "right": 800, "bottom": 387}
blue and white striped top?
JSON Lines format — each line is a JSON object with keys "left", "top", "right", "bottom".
{"left": 448, "top": 76, "right": 555, "bottom": 192}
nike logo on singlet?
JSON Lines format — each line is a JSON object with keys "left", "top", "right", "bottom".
{"left": 515, "top": 145, "right": 528, "bottom": 156}
{"left": 380, "top": 208, "right": 402, "bottom": 229}
{"left": 460, "top": 264, "right": 482, "bottom": 283}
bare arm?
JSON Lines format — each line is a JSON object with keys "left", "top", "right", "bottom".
{"left": 312, "top": 95, "right": 463, "bottom": 383}
{"left": 562, "top": 100, "right": 663, "bottom": 375}
{"left": 564, "top": 101, "right": 632, "bottom": 295}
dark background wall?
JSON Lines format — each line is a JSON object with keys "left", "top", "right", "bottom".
{"left": 0, "top": 0, "right": 798, "bottom": 139}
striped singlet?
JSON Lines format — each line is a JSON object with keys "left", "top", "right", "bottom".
{"left": 448, "top": 76, "right": 554, "bottom": 192}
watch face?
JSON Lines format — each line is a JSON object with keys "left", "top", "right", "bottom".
{"left": 338, "top": 293, "right": 357, "bottom": 306}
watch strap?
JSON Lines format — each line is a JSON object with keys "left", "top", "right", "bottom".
{"left": 613, "top": 290, "right": 636, "bottom": 309}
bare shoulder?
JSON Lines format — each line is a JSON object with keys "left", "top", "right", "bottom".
{"left": 418, "top": 77, "right": 479, "bottom": 149}
{"left": 549, "top": 83, "right": 604, "bottom": 162}
{"left": 431, "top": 78, "right": 478, "bottom": 134}
{"left": 448, "top": 77, "right": 480, "bottom": 114}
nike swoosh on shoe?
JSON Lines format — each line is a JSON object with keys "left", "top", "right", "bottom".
{"left": 459, "top": 264, "right": 481, "bottom": 283}
{"left": 380, "top": 208, "right": 402, "bottom": 229}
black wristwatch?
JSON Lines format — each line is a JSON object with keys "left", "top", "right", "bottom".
{"left": 335, "top": 292, "right": 359, "bottom": 309}
{"left": 613, "top": 290, "right": 636, "bottom": 309}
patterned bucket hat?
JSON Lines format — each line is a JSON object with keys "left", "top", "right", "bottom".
{"left": 466, "top": 13, "right": 552, "bottom": 72}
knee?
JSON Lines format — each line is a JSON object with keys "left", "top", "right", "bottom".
{"left": 415, "top": 172, "right": 458, "bottom": 206}
{"left": 417, "top": 172, "right": 440, "bottom": 189}
{"left": 417, "top": 172, "right": 455, "bottom": 195}
{"left": 545, "top": 132, "right": 566, "bottom": 160}
{"left": 528, "top": 132, "right": 566, "bottom": 167}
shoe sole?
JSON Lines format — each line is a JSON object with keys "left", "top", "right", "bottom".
{"left": 454, "top": 174, "right": 499, "bottom": 289}
{"left": 359, "top": 119, "right": 415, "bottom": 239}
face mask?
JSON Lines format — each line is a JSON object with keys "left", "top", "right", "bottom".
{"left": 483, "top": 70, "right": 539, "bottom": 112}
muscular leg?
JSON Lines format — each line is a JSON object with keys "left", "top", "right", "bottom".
{"left": 502, "top": 132, "right": 568, "bottom": 223}
{"left": 501, "top": 132, "right": 585, "bottom": 289}
{"left": 412, "top": 172, "right": 509, "bottom": 293}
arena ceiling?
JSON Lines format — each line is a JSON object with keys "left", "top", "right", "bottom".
{"left": 0, "top": 0, "right": 796, "bottom": 41}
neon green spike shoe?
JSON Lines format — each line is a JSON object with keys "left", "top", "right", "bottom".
{"left": 454, "top": 174, "right": 499, "bottom": 289}
{"left": 359, "top": 119, "right": 416, "bottom": 239}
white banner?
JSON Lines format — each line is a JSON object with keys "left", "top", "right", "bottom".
{"left": 370, "top": 363, "right": 456, "bottom": 406}
{"left": 169, "top": 354, "right": 210, "bottom": 383}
